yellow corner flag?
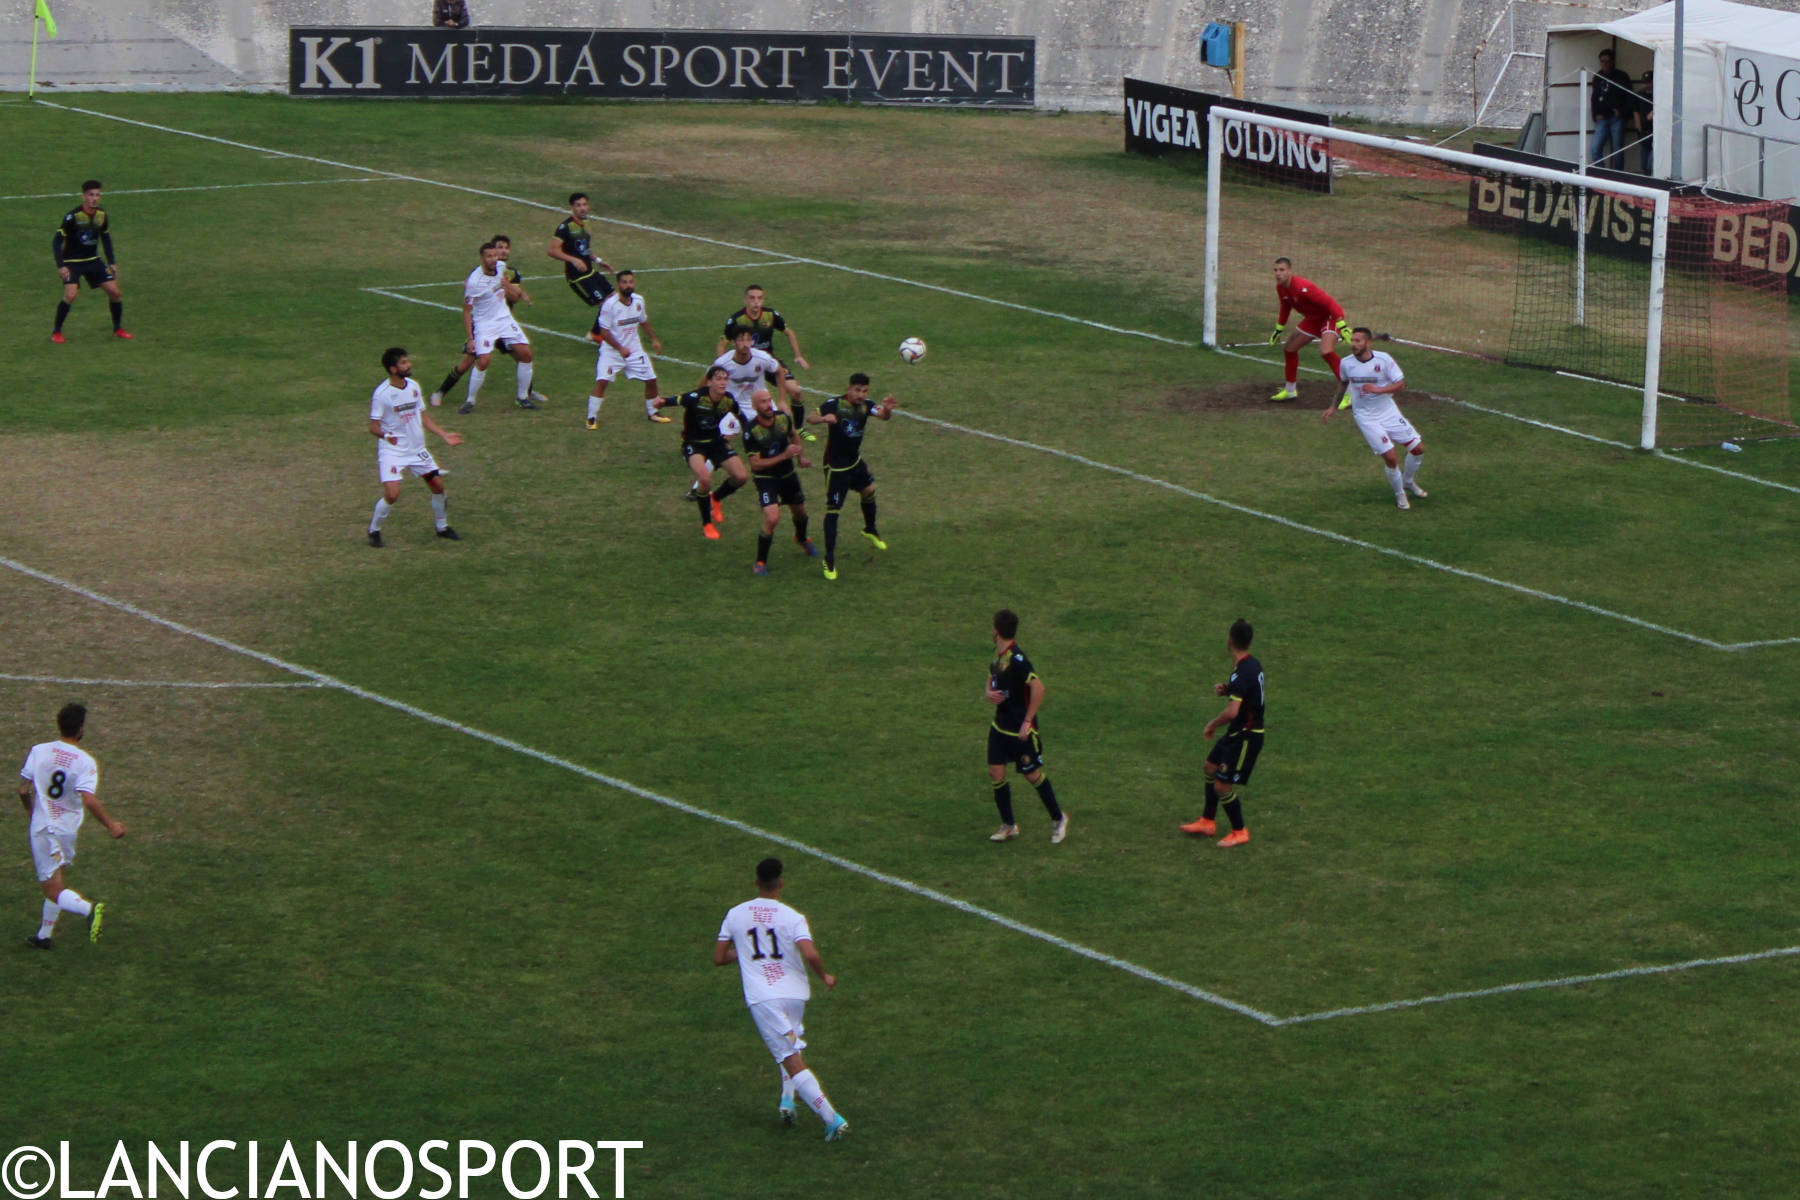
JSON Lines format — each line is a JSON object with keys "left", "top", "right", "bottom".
{"left": 35, "top": 0, "right": 57, "bottom": 38}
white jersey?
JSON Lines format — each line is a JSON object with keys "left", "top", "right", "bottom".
{"left": 464, "top": 265, "right": 511, "bottom": 329}
{"left": 370, "top": 378, "right": 429, "bottom": 457}
{"left": 718, "top": 897, "right": 815, "bottom": 1004}
{"left": 20, "top": 739, "right": 99, "bottom": 837}
{"left": 1338, "top": 350, "right": 1405, "bottom": 415}
{"left": 597, "top": 291, "right": 649, "bottom": 357}
{"left": 712, "top": 348, "right": 782, "bottom": 417}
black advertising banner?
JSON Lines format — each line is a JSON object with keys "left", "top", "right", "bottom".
{"left": 289, "top": 28, "right": 1035, "bottom": 106}
{"left": 1123, "top": 78, "right": 1333, "bottom": 192}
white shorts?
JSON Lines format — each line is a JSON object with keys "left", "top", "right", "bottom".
{"left": 596, "top": 346, "right": 657, "bottom": 383}
{"left": 29, "top": 827, "right": 77, "bottom": 882}
{"left": 1352, "top": 404, "right": 1420, "bottom": 455}
{"left": 471, "top": 318, "right": 527, "bottom": 357}
{"left": 746, "top": 997, "right": 808, "bottom": 1064}
{"left": 378, "top": 449, "right": 441, "bottom": 482}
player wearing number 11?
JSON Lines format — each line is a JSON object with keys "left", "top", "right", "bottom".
{"left": 715, "top": 858, "right": 849, "bottom": 1141}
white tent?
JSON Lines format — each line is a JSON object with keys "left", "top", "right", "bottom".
{"left": 1544, "top": 0, "right": 1800, "bottom": 198}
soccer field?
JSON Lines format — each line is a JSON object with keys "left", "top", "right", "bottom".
{"left": 3, "top": 94, "right": 1799, "bottom": 1199}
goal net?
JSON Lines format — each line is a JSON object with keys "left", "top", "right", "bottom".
{"left": 1202, "top": 110, "right": 1795, "bottom": 450}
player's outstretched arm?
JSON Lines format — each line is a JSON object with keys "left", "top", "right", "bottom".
{"left": 797, "top": 938, "right": 836, "bottom": 990}
{"left": 874, "top": 395, "right": 899, "bottom": 419}
{"left": 81, "top": 791, "right": 125, "bottom": 838}
{"left": 785, "top": 328, "right": 809, "bottom": 369}
{"left": 423, "top": 415, "right": 464, "bottom": 446}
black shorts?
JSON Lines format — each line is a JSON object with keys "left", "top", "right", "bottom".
{"left": 763, "top": 364, "right": 793, "bottom": 387}
{"left": 64, "top": 260, "right": 114, "bottom": 289}
{"left": 567, "top": 269, "right": 614, "bottom": 307}
{"left": 988, "top": 726, "right": 1044, "bottom": 774}
{"left": 755, "top": 471, "right": 804, "bottom": 509}
{"left": 1206, "top": 730, "right": 1264, "bottom": 786}
{"left": 683, "top": 441, "right": 737, "bottom": 467}
{"left": 825, "top": 461, "right": 874, "bottom": 510}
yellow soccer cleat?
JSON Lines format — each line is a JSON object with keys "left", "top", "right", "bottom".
{"left": 861, "top": 531, "right": 887, "bottom": 551}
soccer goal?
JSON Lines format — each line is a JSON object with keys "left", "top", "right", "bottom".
{"left": 1201, "top": 108, "right": 1795, "bottom": 450}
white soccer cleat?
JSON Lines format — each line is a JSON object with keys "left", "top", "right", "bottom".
{"left": 428, "top": 391, "right": 443, "bottom": 407}
{"left": 1395, "top": 494, "right": 1410, "bottom": 511}
{"left": 1050, "top": 814, "right": 1070, "bottom": 844}
{"left": 1406, "top": 481, "right": 1428, "bottom": 498}
{"left": 529, "top": 390, "right": 550, "bottom": 406}
{"left": 989, "top": 824, "right": 1020, "bottom": 842}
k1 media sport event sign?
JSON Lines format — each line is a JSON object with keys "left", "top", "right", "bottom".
{"left": 289, "top": 28, "right": 1035, "bottom": 106}
{"left": 1122, "top": 78, "right": 1333, "bottom": 192}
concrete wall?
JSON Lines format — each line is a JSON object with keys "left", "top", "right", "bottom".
{"left": 0, "top": 0, "right": 1732, "bottom": 123}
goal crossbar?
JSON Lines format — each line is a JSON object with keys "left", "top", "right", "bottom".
{"left": 1203, "top": 108, "right": 1671, "bottom": 449}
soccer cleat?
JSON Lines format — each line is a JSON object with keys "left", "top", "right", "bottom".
{"left": 753, "top": 561, "right": 768, "bottom": 575}
{"left": 1269, "top": 384, "right": 1299, "bottom": 401}
{"left": 702, "top": 523, "right": 720, "bottom": 540}
{"left": 429, "top": 391, "right": 444, "bottom": 407}
{"left": 457, "top": 400, "right": 476, "bottom": 415}
{"left": 988, "top": 824, "right": 1019, "bottom": 842}
{"left": 87, "top": 902, "right": 105, "bottom": 943}
{"left": 823, "top": 1116, "right": 849, "bottom": 1142}
{"left": 649, "top": 413, "right": 672, "bottom": 424}
{"left": 1050, "top": 814, "right": 1070, "bottom": 844}
{"left": 25, "top": 935, "right": 52, "bottom": 950}
{"left": 796, "top": 538, "right": 819, "bottom": 557}
{"left": 1406, "top": 481, "right": 1428, "bottom": 498}
{"left": 1179, "top": 817, "right": 1217, "bottom": 836}
{"left": 515, "top": 395, "right": 539, "bottom": 410}
{"left": 778, "top": 1100, "right": 796, "bottom": 1128}
{"left": 710, "top": 496, "right": 724, "bottom": 524}
{"left": 585, "top": 416, "right": 598, "bottom": 431}
{"left": 367, "top": 531, "right": 384, "bottom": 548}
{"left": 861, "top": 531, "right": 887, "bottom": 551}
{"left": 1395, "top": 494, "right": 1410, "bottom": 511}
{"left": 113, "top": 329, "right": 133, "bottom": 340}
{"left": 1218, "top": 829, "right": 1251, "bottom": 848}
{"left": 436, "top": 526, "right": 461, "bottom": 540}
{"left": 801, "top": 430, "right": 818, "bottom": 442}
{"left": 50, "top": 331, "right": 67, "bottom": 344}
{"left": 822, "top": 564, "right": 837, "bottom": 581}
{"left": 529, "top": 389, "right": 550, "bottom": 405}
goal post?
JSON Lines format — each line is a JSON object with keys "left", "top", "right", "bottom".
{"left": 1202, "top": 107, "right": 1794, "bottom": 450}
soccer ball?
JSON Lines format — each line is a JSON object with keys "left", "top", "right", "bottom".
{"left": 898, "top": 337, "right": 927, "bottom": 364}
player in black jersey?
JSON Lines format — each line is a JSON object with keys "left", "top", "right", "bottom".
{"left": 984, "top": 609, "right": 1069, "bottom": 844}
{"left": 717, "top": 285, "right": 813, "bottom": 439}
{"left": 1182, "top": 619, "right": 1266, "bottom": 847}
{"left": 740, "top": 390, "right": 819, "bottom": 573}
{"left": 50, "top": 181, "right": 128, "bottom": 343}
{"left": 809, "top": 373, "right": 898, "bottom": 581}
{"left": 547, "top": 193, "right": 616, "bottom": 307}
{"left": 430, "top": 234, "right": 541, "bottom": 407}
{"left": 649, "top": 366, "right": 749, "bottom": 540}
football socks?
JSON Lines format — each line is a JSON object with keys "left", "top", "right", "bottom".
{"left": 991, "top": 779, "right": 1015, "bottom": 826}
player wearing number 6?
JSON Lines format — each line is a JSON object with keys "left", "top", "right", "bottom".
{"left": 19, "top": 703, "right": 125, "bottom": 950}
{"left": 1269, "top": 256, "right": 1350, "bottom": 401}
{"left": 715, "top": 858, "right": 849, "bottom": 1141}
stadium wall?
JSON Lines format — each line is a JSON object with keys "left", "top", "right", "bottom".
{"left": 0, "top": 0, "right": 1724, "bottom": 122}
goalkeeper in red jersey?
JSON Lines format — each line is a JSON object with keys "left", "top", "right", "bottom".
{"left": 1268, "top": 257, "right": 1351, "bottom": 402}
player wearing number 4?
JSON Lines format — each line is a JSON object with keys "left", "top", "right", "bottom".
{"left": 715, "top": 857, "right": 849, "bottom": 1141}
{"left": 1322, "top": 327, "right": 1427, "bottom": 511}
{"left": 1269, "top": 256, "right": 1350, "bottom": 401}
{"left": 20, "top": 703, "right": 125, "bottom": 949}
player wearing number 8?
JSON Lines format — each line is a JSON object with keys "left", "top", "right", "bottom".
{"left": 714, "top": 857, "right": 849, "bottom": 1140}
{"left": 18, "top": 703, "right": 125, "bottom": 949}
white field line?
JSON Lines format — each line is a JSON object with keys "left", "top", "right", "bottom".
{"left": 378, "top": 261, "right": 804, "bottom": 291}
{"left": 368, "top": 287, "right": 1786, "bottom": 652}
{"left": 0, "top": 672, "right": 324, "bottom": 688}
{"left": 0, "top": 178, "right": 390, "bottom": 202}
{"left": 0, "top": 552, "right": 1281, "bottom": 1027}
{"left": 1275, "top": 945, "right": 1800, "bottom": 1025}
{"left": 43, "top": 100, "right": 1800, "bottom": 490}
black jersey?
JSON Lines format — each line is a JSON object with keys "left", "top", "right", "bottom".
{"left": 722, "top": 307, "right": 788, "bottom": 355}
{"left": 818, "top": 393, "right": 878, "bottom": 469}
{"left": 989, "top": 641, "right": 1040, "bottom": 735}
{"left": 1224, "top": 655, "right": 1266, "bottom": 734}
{"left": 670, "top": 389, "right": 737, "bottom": 444}
{"left": 53, "top": 206, "right": 110, "bottom": 265}
{"left": 553, "top": 217, "right": 594, "bottom": 279}
{"left": 742, "top": 413, "right": 800, "bottom": 478}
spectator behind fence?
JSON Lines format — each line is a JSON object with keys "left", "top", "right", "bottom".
{"left": 1631, "top": 72, "right": 1655, "bottom": 175}
{"left": 1589, "top": 48, "right": 1635, "bottom": 169}
{"left": 433, "top": 0, "right": 470, "bottom": 27}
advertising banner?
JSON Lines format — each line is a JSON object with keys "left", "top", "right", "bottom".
{"left": 1123, "top": 78, "right": 1333, "bottom": 192}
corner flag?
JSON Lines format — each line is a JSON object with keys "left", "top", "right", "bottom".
{"left": 35, "top": 0, "right": 57, "bottom": 38}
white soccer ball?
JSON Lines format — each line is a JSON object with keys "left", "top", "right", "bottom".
{"left": 898, "top": 337, "right": 927, "bottom": 364}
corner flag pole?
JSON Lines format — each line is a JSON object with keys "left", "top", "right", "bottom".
{"left": 30, "top": 0, "right": 59, "bottom": 98}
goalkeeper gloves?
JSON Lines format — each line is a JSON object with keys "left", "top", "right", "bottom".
{"left": 1333, "top": 319, "right": 1353, "bottom": 344}
{"left": 1268, "top": 326, "right": 1286, "bottom": 346}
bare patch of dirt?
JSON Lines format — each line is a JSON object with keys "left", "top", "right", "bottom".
{"left": 1161, "top": 381, "right": 1313, "bottom": 412}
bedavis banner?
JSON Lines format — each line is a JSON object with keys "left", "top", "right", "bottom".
{"left": 1122, "top": 78, "right": 1333, "bottom": 192}
{"left": 289, "top": 27, "right": 1035, "bottom": 106}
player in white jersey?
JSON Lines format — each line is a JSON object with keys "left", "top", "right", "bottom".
{"left": 457, "top": 241, "right": 541, "bottom": 415}
{"left": 714, "top": 857, "right": 849, "bottom": 1141}
{"left": 714, "top": 328, "right": 798, "bottom": 422}
{"left": 1321, "top": 326, "right": 1427, "bottom": 510}
{"left": 584, "top": 270, "right": 665, "bottom": 431}
{"left": 368, "top": 346, "right": 466, "bottom": 547}
{"left": 19, "top": 702, "right": 124, "bottom": 949}
{"left": 431, "top": 234, "right": 546, "bottom": 410}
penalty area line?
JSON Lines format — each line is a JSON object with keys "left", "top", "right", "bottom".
{"left": 0, "top": 672, "right": 325, "bottom": 689}
{"left": 0, "top": 178, "right": 391, "bottom": 202}
{"left": 0, "top": 551, "right": 1281, "bottom": 1027}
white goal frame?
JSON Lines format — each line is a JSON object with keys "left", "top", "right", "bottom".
{"left": 1202, "top": 108, "right": 1672, "bottom": 450}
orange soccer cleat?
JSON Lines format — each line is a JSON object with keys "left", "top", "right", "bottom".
{"left": 702, "top": 523, "right": 721, "bottom": 540}
{"left": 112, "top": 329, "right": 134, "bottom": 339}
{"left": 709, "top": 495, "right": 724, "bottom": 524}
{"left": 1217, "top": 829, "right": 1251, "bottom": 848}
{"left": 1179, "top": 817, "right": 1216, "bottom": 836}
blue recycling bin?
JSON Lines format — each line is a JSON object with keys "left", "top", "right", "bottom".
{"left": 1201, "top": 22, "right": 1233, "bottom": 68}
